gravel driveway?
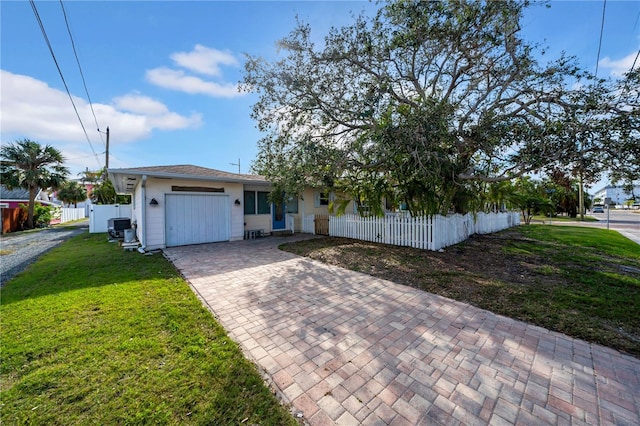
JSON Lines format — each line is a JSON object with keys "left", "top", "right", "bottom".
{"left": 0, "top": 220, "right": 89, "bottom": 286}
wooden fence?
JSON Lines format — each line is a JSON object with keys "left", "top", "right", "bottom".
{"left": 303, "top": 211, "right": 520, "bottom": 251}
{"left": 2, "top": 208, "right": 27, "bottom": 234}
{"left": 314, "top": 214, "right": 330, "bottom": 235}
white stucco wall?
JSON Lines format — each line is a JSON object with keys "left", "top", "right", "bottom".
{"left": 132, "top": 178, "right": 359, "bottom": 247}
{"left": 287, "top": 188, "right": 355, "bottom": 232}
{"left": 593, "top": 185, "right": 640, "bottom": 205}
{"left": 139, "top": 178, "right": 245, "bottom": 250}
{"left": 132, "top": 180, "right": 143, "bottom": 242}
{"left": 244, "top": 215, "right": 272, "bottom": 234}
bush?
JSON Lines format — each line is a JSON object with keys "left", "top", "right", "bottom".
{"left": 19, "top": 203, "right": 53, "bottom": 228}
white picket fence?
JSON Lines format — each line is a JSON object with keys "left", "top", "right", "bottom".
{"left": 60, "top": 207, "right": 86, "bottom": 223}
{"left": 303, "top": 214, "right": 316, "bottom": 234}
{"left": 305, "top": 211, "right": 520, "bottom": 251}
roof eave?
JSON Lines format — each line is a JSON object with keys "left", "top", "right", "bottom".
{"left": 107, "top": 169, "right": 269, "bottom": 195}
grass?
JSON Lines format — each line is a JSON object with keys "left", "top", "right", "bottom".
{"left": 531, "top": 214, "right": 598, "bottom": 223}
{"left": 0, "top": 233, "right": 297, "bottom": 425}
{"left": 280, "top": 225, "right": 640, "bottom": 357}
{"left": 52, "top": 218, "right": 88, "bottom": 227}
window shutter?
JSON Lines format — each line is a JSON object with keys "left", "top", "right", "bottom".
{"left": 314, "top": 191, "right": 320, "bottom": 208}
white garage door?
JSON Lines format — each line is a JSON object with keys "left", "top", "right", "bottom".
{"left": 165, "top": 194, "right": 230, "bottom": 247}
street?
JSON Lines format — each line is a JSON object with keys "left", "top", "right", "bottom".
{"left": 566, "top": 210, "right": 640, "bottom": 245}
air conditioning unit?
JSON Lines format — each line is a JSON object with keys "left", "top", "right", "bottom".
{"left": 107, "top": 217, "right": 131, "bottom": 239}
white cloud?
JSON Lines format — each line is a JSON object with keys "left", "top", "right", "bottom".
{"left": 146, "top": 45, "right": 245, "bottom": 98}
{"left": 170, "top": 44, "right": 239, "bottom": 77}
{"left": 599, "top": 51, "right": 639, "bottom": 77}
{"left": 0, "top": 70, "right": 202, "bottom": 146}
{"left": 146, "top": 67, "right": 242, "bottom": 98}
{"left": 113, "top": 93, "right": 170, "bottom": 115}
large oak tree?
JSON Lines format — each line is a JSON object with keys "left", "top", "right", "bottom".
{"left": 243, "top": 0, "right": 635, "bottom": 215}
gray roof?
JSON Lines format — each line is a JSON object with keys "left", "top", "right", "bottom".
{"left": 0, "top": 184, "right": 32, "bottom": 200}
{"left": 108, "top": 164, "right": 269, "bottom": 194}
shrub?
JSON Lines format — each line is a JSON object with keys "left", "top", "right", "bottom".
{"left": 20, "top": 203, "right": 53, "bottom": 228}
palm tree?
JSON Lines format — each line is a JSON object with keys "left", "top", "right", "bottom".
{"left": 57, "top": 181, "right": 87, "bottom": 207}
{"left": 1, "top": 139, "right": 69, "bottom": 229}
{"left": 78, "top": 167, "right": 103, "bottom": 184}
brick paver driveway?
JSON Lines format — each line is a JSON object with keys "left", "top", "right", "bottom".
{"left": 165, "top": 235, "right": 640, "bottom": 425}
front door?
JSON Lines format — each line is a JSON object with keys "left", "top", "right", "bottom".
{"left": 272, "top": 196, "right": 286, "bottom": 230}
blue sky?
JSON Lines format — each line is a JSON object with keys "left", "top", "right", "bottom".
{"left": 1, "top": 1, "right": 638, "bottom": 193}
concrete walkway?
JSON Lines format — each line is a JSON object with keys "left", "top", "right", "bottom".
{"left": 165, "top": 236, "right": 640, "bottom": 425}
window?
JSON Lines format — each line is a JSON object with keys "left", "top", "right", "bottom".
{"left": 244, "top": 190, "right": 270, "bottom": 215}
{"left": 385, "top": 198, "right": 394, "bottom": 211}
{"left": 354, "top": 200, "right": 372, "bottom": 215}
{"left": 257, "top": 192, "right": 270, "bottom": 214}
{"left": 286, "top": 196, "right": 298, "bottom": 214}
{"left": 244, "top": 191, "right": 255, "bottom": 215}
{"left": 314, "top": 191, "right": 330, "bottom": 207}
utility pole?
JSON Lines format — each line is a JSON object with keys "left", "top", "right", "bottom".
{"left": 105, "top": 126, "right": 110, "bottom": 175}
{"left": 230, "top": 158, "right": 240, "bottom": 174}
{"left": 579, "top": 171, "right": 585, "bottom": 220}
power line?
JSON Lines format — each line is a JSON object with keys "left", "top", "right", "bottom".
{"left": 619, "top": 48, "right": 640, "bottom": 103}
{"left": 59, "top": 0, "right": 105, "bottom": 148}
{"left": 66, "top": 151, "right": 106, "bottom": 161}
{"left": 630, "top": 49, "right": 640, "bottom": 72}
{"left": 594, "top": 0, "right": 607, "bottom": 78}
{"left": 28, "top": 0, "right": 102, "bottom": 169}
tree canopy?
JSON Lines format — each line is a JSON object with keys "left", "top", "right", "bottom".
{"left": 88, "top": 168, "right": 130, "bottom": 205}
{"left": 1, "top": 138, "right": 68, "bottom": 228}
{"left": 243, "top": 0, "right": 637, "bottom": 215}
{"left": 57, "top": 181, "right": 87, "bottom": 207}
{"left": 600, "top": 69, "right": 639, "bottom": 188}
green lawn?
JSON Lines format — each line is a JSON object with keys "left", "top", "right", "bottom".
{"left": 530, "top": 214, "right": 598, "bottom": 223}
{"left": 280, "top": 225, "right": 640, "bottom": 357}
{"left": 0, "top": 233, "right": 297, "bottom": 425}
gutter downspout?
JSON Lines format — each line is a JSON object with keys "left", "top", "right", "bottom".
{"left": 139, "top": 174, "right": 147, "bottom": 252}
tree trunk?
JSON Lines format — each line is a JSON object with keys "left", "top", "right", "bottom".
{"left": 27, "top": 186, "right": 36, "bottom": 229}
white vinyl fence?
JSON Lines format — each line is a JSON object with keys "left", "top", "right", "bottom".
{"left": 60, "top": 207, "right": 86, "bottom": 223}
{"left": 307, "top": 211, "right": 519, "bottom": 251}
{"left": 89, "top": 204, "right": 132, "bottom": 233}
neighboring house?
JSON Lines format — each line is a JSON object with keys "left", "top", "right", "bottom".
{"left": 0, "top": 185, "right": 58, "bottom": 233}
{"left": 108, "top": 165, "right": 353, "bottom": 250}
{"left": 593, "top": 184, "right": 640, "bottom": 206}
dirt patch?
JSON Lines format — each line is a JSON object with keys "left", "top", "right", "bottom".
{"left": 280, "top": 228, "right": 640, "bottom": 357}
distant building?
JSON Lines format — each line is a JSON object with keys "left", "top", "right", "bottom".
{"left": 0, "top": 185, "right": 59, "bottom": 233}
{"left": 592, "top": 184, "right": 640, "bottom": 205}
{"left": 0, "top": 185, "right": 58, "bottom": 209}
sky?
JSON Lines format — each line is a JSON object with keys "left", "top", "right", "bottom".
{"left": 1, "top": 0, "right": 639, "bottom": 194}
